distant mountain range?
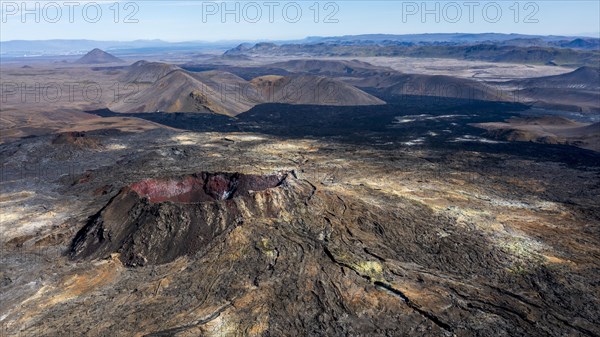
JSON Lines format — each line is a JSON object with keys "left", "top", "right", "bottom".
{"left": 305, "top": 33, "right": 599, "bottom": 47}
{"left": 1, "top": 33, "right": 598, "bottom": 57}
{"left": 0, "top": 39, "right": 240, "bottom": 57}
{"left": 224, "top": 42, "right": 600, "bottom": 68}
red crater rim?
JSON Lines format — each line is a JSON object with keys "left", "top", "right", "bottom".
{"left": 129, "top": 172, "right": 286, "bottom": 204}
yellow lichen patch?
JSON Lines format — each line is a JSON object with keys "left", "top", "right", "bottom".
{"left": 321, "top": 249, "right": 387, "bottom": 290}
{"left": 257, "top": 238, "right": 269, "bottom": 249}
{"left": 257, "top": 238, "right": 277, "bottom": 260}
{"left": 352, "top": 261, "right": 384, "bottom": 281}
{"left": 497, "top": 235, "right": 546, "bottom": 267}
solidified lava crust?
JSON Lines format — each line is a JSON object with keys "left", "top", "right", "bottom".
{"left": 70, "top": 172, "right": 290, "bottom": 266}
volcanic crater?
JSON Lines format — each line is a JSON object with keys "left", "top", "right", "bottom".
{"left": 71, "top": 172, "right": 291, "bottom": 266}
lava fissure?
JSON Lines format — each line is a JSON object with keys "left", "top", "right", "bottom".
{"left": 143, "top": 302, "right": 233, "bottom": 336}
{"left": 323, "top": 246, "right": 453, "bottom": 333}
{"left": 373, "top": 281, "right": 453, "bottom": 333}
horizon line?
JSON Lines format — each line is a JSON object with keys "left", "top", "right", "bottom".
{"left": 2, "top": 32, "right": 600, "bottom": 44}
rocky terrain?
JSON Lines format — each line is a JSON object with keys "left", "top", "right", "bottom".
{"left": 1, "top": 43, "right": 599, "bottom": 336}
{"left": 1, "top": 101, "right": 600, "bottom": 336}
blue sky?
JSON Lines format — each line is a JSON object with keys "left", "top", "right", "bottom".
{"left": 1, "top": 1, "right": 599, "bottom": 41}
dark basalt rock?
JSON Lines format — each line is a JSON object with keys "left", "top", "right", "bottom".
{"left": 70, "top": 172, "right": 292, "bottom": 266}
